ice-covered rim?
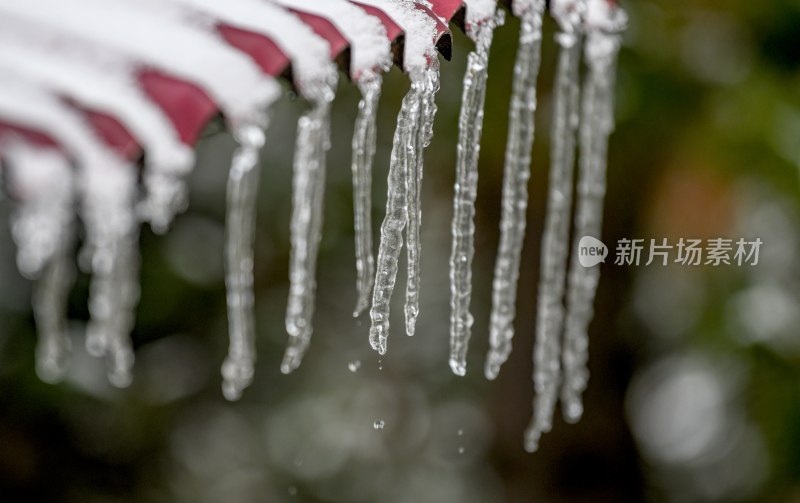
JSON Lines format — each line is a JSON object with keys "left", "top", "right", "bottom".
{"left": 350, "top": 0, "right": 439, "bottom": 72}
{"left": 268, "top": 0, "right": 391, "bottom": 80}
{"left": 164, "top": 0, "right": 336, "bottom": 99}
{"left": 585, "top": 0, "right": 627, "bottom": 33}
{"left": 0, "top": 77, "right": 127, "bottom": 175}
{"left": 0, "top": 141, "right": 74, "bottom": 276}
{"left": 463, "top": 0, "right": 498, "bottom": 30}
{"left": 550, "top": 0, "right": 587, "bottom": 33}
{"left": 584, "top": 0, "right": 627, "bottom": 64}
{"left": 510, "top": 0, "right": 546, "bottom": 18}
{"left": 0, "top": 0, "right": 280, "bottom": 127}
{"left": 0, "top": 24, "right": 192, "bottom": 172}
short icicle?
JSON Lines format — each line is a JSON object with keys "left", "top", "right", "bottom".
{"left": 485, "top": 0, "right": 546, "bottom": 381}
{"left": 222, "top": 118, "right": 268, "bottom": 401}
{"left": 33, "top": 247, "right": 74, "bottom": 383}
{"left": 525, "top": 0, "right": 585, "bottom": 453}
{"left": 6, "top": 144, "right": 75, "bottom": 383}
{"left": 282, "top": 75, "right": 338, "bottom": 374}
{"left": 404, "top": 60, "right": 440, "bottom": 337}
{"left": 448, "top": 12, "right": 503, "bottom": 376}
{"left": 83, "top": 164, "right": 140, "bottom": 388}
{"left": 351, "top": 75, "right": 382, "bottom": 317}
{"left": 560, "top": 0, "right": 627, "bottom": 423}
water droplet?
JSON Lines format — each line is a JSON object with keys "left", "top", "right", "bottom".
{"left": 457, "top": 428, "right": 464, "bottom": 436}
{"left": 458, "top": 446, "right": 465, "bottom": 455}
{"left": 348, "top": 360, "right": 361, "bottom": 372}
{"left": 288, "top": 486, "right": 298, "bottom": 496}
{"left": 373, "top": 420, "right": 385, "bottom": 430}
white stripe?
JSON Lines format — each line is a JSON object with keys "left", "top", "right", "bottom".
{"left": 268, "top": 0, "right": 391, "bottom": 79}
{"left": 166, "top": 0, "right": 337, "bottom": 93}
{"left": 0, "top": 28, "right": 192, "bottom": 172}
{"left": 0, "top": 0, "right": 280, "bottom": 124}
{"left": 0, "top": 76, "right": 135, "bottom": 239}
{"left": 349, "top": 0, "right": 438, "bottom": 72}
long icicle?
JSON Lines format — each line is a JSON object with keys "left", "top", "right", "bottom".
{"left": 525, "top": 7, "right": 584, "bottom": 453}
{"left": 485, "top": 1, "right": 546, "bottom": 380}
{"left": 369, "top": 72, "right": 423, "bottom": 354}
{"left": 282, "top": 76, "right": 338, "bottom": 374}
{"left": 351, "top": 75, "right": 382, "bottom": 317}
{"left": 560, "top": 1, "right": 626, "bottom": 423}
{"left": 449, "top": 13, "right": 502, "bottom": 376}
{"left": 222, "top": 120, "right": 267, "bottom": 400}
{"left": 404, "top": 60, "right": 440, "bottom": 337}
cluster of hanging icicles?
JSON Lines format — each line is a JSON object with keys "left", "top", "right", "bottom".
{"left": 0, "top": 0, "right": 626, "bottom": 451}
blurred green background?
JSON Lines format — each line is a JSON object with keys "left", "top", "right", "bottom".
{"left": 3, "top": 0, "right": 800, "bottom": 501}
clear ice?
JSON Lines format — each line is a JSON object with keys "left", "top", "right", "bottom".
{"left": 351, "top": 75, "right": 382, "bottom": 317}
{"left": 282, "top": 76, "right": 337, "bottom": 374}
{"left": 33, "top": 249, "right": 74, "bottom": 383}
{"left": 369, "top": 61, "right": 439, "bottom": 354}
{"left": 561, "top": 7, "right": 626, "bottom": 424}
{"left": 7, "top": 145, "right": 75, "bottom": 383}
{"left": 405, "top": 60, "right": 440, "bottom": 337}
{"left": 525, "top": 24, "right": 583, "bottom": 453}
{"left": 448, "top": 13, "right": 503, "bottom": 376}
{"left": 83, "top": 166, "right": 140, "bottom": 389}
{"left": 222, "top": 120, "right": 267, "bottom": 400}
{"left": 485, "top": 1, "right": 545, "bottom": 381}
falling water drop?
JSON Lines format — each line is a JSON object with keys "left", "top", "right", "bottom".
{"left": 525, "top": 7, "right": 584, "bottom": 452}
{"left": 282, "top": 75, "right": 338, "bottom": 374}
{"left": 561, "top": 0, "right": 627, "bottom": 424}
{"left": 373, "top": 420, "right": 385, "bottom": 430}
{"left": 485, "top": 0, "right": 546, "bottom": 381}
{"left": 448, "top": 12, "right": 502, "bottom": 376}
{"left": 221, "top": 120, "right": 268, "bottom": 401}
{"left": 404, "top": 60, "right": 440, "bottom": 337}
{"left": 348, "top": 360, "right": 361, "bottom": 372}
{"left": 351, "top": 75, "right": 382, "bottom": 317}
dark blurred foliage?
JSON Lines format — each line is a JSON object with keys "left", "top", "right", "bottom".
{"left": 2, "top": 0, "right": 800, "bottom": 501}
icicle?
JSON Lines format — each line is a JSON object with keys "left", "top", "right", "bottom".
{"left": 282, "top": 75, "right": 338, "bottom": 374}
{"left": 351, "top": 75, "right": 382, "bottom": 317}
{"left": 83, "top": 164, "right": 140, "bottom": 389}
{"left": 4, "top": 143, "right": 75, "bottom": 382}
{"left": 404, "top": 59, "right": 440, "bottom": 337}
{"left": 33, "top": 247, "right": 74, "bottom": 383}
{"left": 221, "top": 120, "right": 267, "bottom": 401}
{"left": 448, "top": 12, "right": 503, "bottom": 376}
{"left": 560, "top": 0, "right": 626, "bottom": 423}
{"left": 485, "top": 1, "right": 546, "bottom": 380}
{"left": 369, "top": 74, "right": 421, "bottom": 354}
{"left": 525, "top": 0, "right": 585, "bottom": 453}
{"left": 0, "top": 77, "right": 140, "bottom": 388}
